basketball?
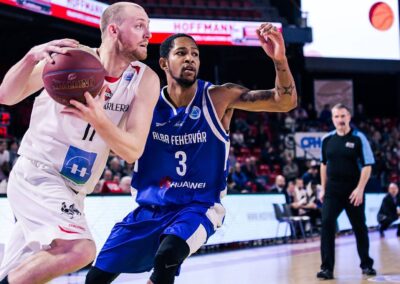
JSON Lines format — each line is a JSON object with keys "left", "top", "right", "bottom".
{"left": 369, "top": 2, "right": 394, "bottom": 31}
{"left": 42, "top": 46, "right": 105, "bottom": 106}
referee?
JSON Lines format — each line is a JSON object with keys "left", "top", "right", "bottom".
{"left": 316, "top": 103, "right": 376, "bottom": 280}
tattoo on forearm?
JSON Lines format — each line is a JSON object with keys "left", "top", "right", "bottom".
{"left": 277, "top": 84, "right": 295, "bottom": 96}
{"left": 274, "top": 62, "right": 287, "bottom": 72}
{"left": 240, "top": 90, "right": 275, "bottom": 102}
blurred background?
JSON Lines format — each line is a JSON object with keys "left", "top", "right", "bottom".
{"left": 0, "top": 0, "right": 399, "bottom": 251}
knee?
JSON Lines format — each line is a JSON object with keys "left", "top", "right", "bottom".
{"left": 76, "top": 240, "right": 97, "bottom": 265}
{"left": 61, "top": 239, "right": 96, "bottom": 268}
{"left": 321, "top": 217, "right": 336, "bottom": 228}
{"left": 85, "top": 266, "right": 118, "bottom": 284}
{"left": 150, "top": 235, "right": 190, "bottom": 284}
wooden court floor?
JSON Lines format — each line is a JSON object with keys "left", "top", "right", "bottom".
{"left": 52, "top": 228, "right": 400, "bottom": 284}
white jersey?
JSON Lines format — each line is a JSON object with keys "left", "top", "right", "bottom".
{"left": 18, "top": 61, "right": 147, "bottom": 194}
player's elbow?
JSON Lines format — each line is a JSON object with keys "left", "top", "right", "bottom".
{"left": 280, "top": 99, "right": 297, "bottom": 112}
{"left": 124, "top": 146, "right": 145, "bottom": 164}
{"left": 0, "top": 89, "right": 11, "bottom": 105}
{"left": 0, "top": 88, "right": 25, "bottom": 106}
{"left": 282, "top": 92, "right": 298, "bottom": 112}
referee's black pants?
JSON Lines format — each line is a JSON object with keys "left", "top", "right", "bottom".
{"left": 320, "top": 193, "right": 374, "bottom": 271}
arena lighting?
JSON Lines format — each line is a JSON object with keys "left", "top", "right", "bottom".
{"left": 0, "top": 0, "right": 282, "bottom": 46}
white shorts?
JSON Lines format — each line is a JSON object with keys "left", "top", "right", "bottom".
{"left": 0, "top": 156, "right": 93, "bottom": 279}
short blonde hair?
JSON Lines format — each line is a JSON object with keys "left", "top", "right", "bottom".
{"left": 100, "top": 2, "right": 143, "bottom": 37}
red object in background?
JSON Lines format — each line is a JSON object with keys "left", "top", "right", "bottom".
{"left": 101, "top": 181, "right": 123, "bottom": 193}
{"left": 0, "top": 112, "right": 10, "bottom": 126}
{"left": 0, "top": 127, "right": 8, "bottom": 138}
{"left": 369, "top": 2, "right": 394, "bottom": 31}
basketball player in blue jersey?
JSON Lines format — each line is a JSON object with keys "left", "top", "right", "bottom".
{"left": 86, "top": 22, "right": 297, "bottom": 284}
{"left": 0, "top": 3, "right": 159, "bottom": 284}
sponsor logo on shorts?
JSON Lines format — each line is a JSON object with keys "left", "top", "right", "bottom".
{"left": 61, "top": 201, "right": 82, "bottom": 219}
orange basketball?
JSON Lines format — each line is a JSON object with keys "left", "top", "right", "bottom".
{"left": 369, "top": 2, "right": 394, "bottom": 31}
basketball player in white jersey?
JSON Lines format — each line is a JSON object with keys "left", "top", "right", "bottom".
{"left": 0, "top": 2, "right": 159, "bottom": 283}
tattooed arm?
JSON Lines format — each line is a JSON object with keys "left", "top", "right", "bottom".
{"left": 210, "top": 23, "right": 297, "bottom": 115}
{"left": 212, "top": 82, "right": 294, "bottom": 113}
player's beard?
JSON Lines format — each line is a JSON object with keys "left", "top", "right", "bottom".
{"left": 118, "top": 36, "right": 147, "bottom": 61}
{"left": 169, "top": 70, "right": 197, "bottom": 88}
{"left": 123, "top": 47, "right": 147, "bottom": 62}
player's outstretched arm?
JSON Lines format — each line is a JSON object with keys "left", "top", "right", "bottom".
{"left": 0, "top": 38, "right": 79, "bottom": 105}
{"left": 65, "top": 67, "right": 160, "bottom": 163}
{"left": 211, "top": 23, "right": 297, "bottom": 113}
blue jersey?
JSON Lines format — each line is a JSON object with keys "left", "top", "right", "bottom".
{"left": 132, "top": 80, "right": 230, "bottom": 206}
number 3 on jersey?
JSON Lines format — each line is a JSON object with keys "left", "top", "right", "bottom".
{"left": 175, "top": 151, "right": 187, "bottom": 176}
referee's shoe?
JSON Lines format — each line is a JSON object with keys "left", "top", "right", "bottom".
{"left": 362, "top": 267, "right": 377, "bottom": 276}
{"left": 316, "top": 269, "right": 333, "bottom": 280}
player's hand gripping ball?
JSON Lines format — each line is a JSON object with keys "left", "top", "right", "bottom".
{"left": 42, "top": 46, "right": 105, "bottom": 106}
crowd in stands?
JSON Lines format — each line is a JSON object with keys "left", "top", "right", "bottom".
{"left": 0, "top": 103, "right": 398, "bottom": 202}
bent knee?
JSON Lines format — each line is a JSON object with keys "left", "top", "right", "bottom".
{"left": 75, "top": 239, "right": 97, "bottom": 264}
{"left": 52, "top": 239, "right": 96, "bottom": 266}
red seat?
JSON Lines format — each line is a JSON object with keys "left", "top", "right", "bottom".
{"left": 240, "top": 147, "right": 251, "bottom": 157}
{"left": 252, "top": 147, "right": 262, "bottom": 158}
{"left": 273, "top": 164, "right": 281, "bottom": 174}
{"left": 236, "top": 156, "right": 245, "bottom": 164}
{"left": 257, "top": 164, "right": 270, "bottom": 176}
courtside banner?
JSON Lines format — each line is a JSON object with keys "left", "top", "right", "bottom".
{"left": 294, "top": 132, "right": 326, "bottom": 159}
{"left": 0, "top": 194, "right": 287, "bottom": 255}
{"left": 0, "top": 0, "right": 280, "bottom": 46}
{"left": 0, "top": 193, "right": 385, "bottom": 258}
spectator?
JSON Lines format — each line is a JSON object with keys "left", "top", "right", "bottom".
{"left": 109, "top": 156, "right": 123, "bottom": 177}
{"left": 119, "top": 176, "right": 132, "bottom": 194}
{"left": 319, "top": 104, "right": 332, "bottom": 125}
{"left": 241, "top": 157, "right": 257, "bottom": 181}
{"left": 8, "top": 140, "right": 19, "bottom": 168}
{"left": 302, "top": 159, "right": 320, "bottom": 187}
{"left": 377, "top": 183, "right": 400, "bottom": 237}
{"left": 301, "top": 180, "right": 322, "bottom": 227}
{"left": 295, "top": 178, "right": 307, "bottom": 207}
{"left": 122, "top": 162, "right": 135, "bottom": 177}
{"left": 284, "top": 113, "right": 296, "bottom": 132}
{"left": 101, "top": 180, "right": 122, "bottom": 194}
{"left": 270, "top": 175, "right": 286, "bottom": 195}
{"left": 227, "top": 167, "right": 239, "bottom": 194}
{"left": 98, "top": 169, "right": 113, "bottom": 191}
{"left": 292, "top": 103, "right": 308, "bottom": 122}
{"left": 0, "top": 140, "right": 10, "bottom": 182}
{"left": 231, "top": 162, "right": 249, "bottom": 192}
{"left": 353, "top": 103, "right": 367, "bottom": 124}
{"left": 231, "top": 130, "right": 245, "bottom": 146}
{"left": 306, "top": 103, "right": 317, "bottom": 120}
{"left": 283, "top": 156, "right": 299, "bottom": 182}
{"left": 286, "top": 180, "right": 301, "bottom": 215}
{"left": 228, "top": 146, "right": 237, "bottom": 169}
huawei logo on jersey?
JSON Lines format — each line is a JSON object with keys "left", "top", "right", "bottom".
{"left": 159, "top": 176, "right": 172, "bottom": 189}
{"left": 104, "top": 87, "right": 113, "bottom": 101}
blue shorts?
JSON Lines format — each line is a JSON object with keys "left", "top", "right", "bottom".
{"left": 94, "top": 203, "right": 224, "bottom": 274}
